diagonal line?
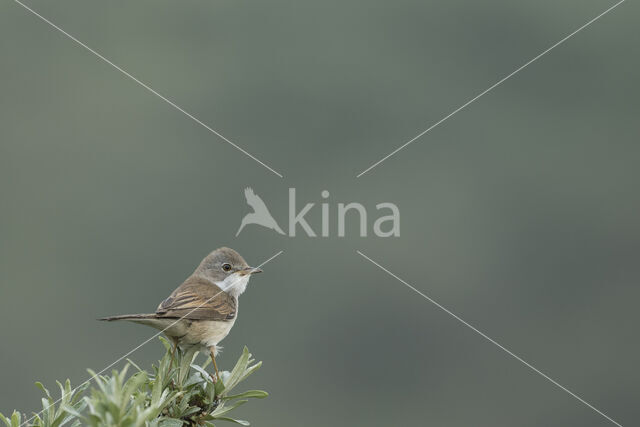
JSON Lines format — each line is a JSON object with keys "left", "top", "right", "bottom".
{"left": 13, "top": 0, "right": 284, "bottom": 178}
{"left": 356, "top": 0, "right": 625, "bottom": 177}
{"left": 356, "top": 250, "right": 624, "bottom": 427}
{"left": 21, "top": 250, "right": 284, "bottom": 427}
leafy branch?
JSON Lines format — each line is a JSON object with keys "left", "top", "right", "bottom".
{"left": 0, "top": 338, "right": 267, "bottom": 427}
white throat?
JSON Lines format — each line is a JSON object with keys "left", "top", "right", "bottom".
{"left": 216, "top": 273, "right": 250, "bottom": 298}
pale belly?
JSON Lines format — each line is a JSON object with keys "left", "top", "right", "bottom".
{"left": 137, "top": 317, "right": 236, "bottom": 349}
{"left": 177, "top": 319, "right": 236, "bottom": 349}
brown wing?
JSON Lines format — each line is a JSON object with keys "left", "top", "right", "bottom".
{"left": 156, "top": 276, "right": 236, "bottom": 321}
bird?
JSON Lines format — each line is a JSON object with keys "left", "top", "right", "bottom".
{"left": 236, "top": 187, "right": 285, "bottom": 236}
{"left": 99, "top": 247, "right": 262, "bottom": 382}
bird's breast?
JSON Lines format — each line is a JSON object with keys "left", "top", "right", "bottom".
{"left": 176, "top": 318, "right": 236, "bottom": 349}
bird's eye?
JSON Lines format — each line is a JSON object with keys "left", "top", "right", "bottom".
{"left": 222, "top": 263, "right": 232, "bottom": 272}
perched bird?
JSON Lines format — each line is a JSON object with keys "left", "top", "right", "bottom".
{"left": 236, "top": 187, "right": 285, "bottom": 236}
{"left": 99, "top": 247, "right": 262, "bottom": 382}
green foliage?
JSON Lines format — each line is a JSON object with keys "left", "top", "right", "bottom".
{"left": 1, "top": 339, "right": 267, "bottom": 427}
{"left": 0, "top": 411, "right": 22, "bottom": 427}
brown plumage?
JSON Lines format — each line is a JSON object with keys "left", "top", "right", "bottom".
{"left": 99, "top": 247, "right": 262, "bottom": 382}
{"left": 156, "top": 276, "right": 237, "bottom": 321}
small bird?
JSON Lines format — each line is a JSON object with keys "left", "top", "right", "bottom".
{"left": 99, "top": 247, "right": 262, "bottom": 382}
{"left": 236, "top": 187, "right": 285, "bottom": 236}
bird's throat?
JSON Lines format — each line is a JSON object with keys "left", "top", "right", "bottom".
{"left": 216, "top": 273, "right": 250, "bottom": 298}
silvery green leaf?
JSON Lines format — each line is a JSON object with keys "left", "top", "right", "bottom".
{"left": 200, "top": 356, "right": 212, "bottom": 370}
{"left": 210, "top": 400, "right": 247, "bottom": 417}
{"left": 123, "top": 371, "right": 147, "bottom": 403}
{"left": 223, "top": 348, "right": 251, "bottom": 392}
{"left": 178, "top": 348, "right": 199, "bottom": 385}
{"left": 126, "top": 358, "right": 144, "bottom": 373}
{"left": 12, "top": 337, "right": 266, "bottom": 427}
{"left": 222, "top": 390, "right": 268, "bottom": 401}
{"left": 214, "top": 417, "right": 250, "bottom": 426}
{"left": 158, "top": 336, "right": 172, "bottom": 352}
{"left": 214, "top": 377, "right": 226, "bottom": 397}
{"left": 219, "top": 371, "right": 231, "bottom": 384}
{"left": 190, "top": 365, "right": 213, "bottom": 383}
{"left": 35, "top": 382, "right": 52, "bottom": 401}
{"left": 237, "top": 361, "right": 262, "bottom": 385}
{"left": 0, "top": 411, "right": 19, "bottom": 427}
{"left": 59, "top": 405, "right": 82, "bottom": 420}
{"left": 181, "top": 407, "right": 201, "bottom": 417}
{"left": 183, "top": 373, "right": 205, "bottom": 388}
{"left": 157, "top": 418, "right": 184, "bottom": 427}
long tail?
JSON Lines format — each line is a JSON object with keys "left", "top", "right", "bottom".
{"left": 99, "top": 313, "right": 175, "bottom": 332}
{"left": 98, "top": 313, "right": 157, "bottom": 321}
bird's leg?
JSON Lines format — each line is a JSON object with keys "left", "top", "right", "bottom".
{"left": 209, "top": 346, "right": 221, "bottom": 383}
{"left": 168, "top": 338, "right": 178, "bottom": 373}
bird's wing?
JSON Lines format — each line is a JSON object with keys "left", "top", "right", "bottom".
{"left": 156, "top": 277, "right": 236, "bottom": 321}
{"left": 244, "top": 187, "right": 270, "bottom": 215}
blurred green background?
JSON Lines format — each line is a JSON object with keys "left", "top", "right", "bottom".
{"left": 1, "top": 0, "right": 638, "bottom": 425}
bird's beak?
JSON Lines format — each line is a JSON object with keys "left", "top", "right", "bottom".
{"left": 239, "top": 267, "right": 262, "bottom": 276}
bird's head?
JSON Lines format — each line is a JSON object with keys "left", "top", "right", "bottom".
{"left": 195, "top": 247, "right": 262, "bottom": 297}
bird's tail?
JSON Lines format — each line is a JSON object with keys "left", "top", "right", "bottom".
{"left": 98, "top": 314, "right": 185, "bottom": 335}
{"left": 99, "top": 313, "right": 175, "bottom": 331}
{"left": 98, "top": 313, "right": 157, "bottom": 321}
